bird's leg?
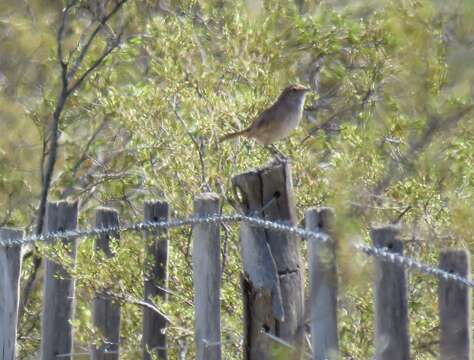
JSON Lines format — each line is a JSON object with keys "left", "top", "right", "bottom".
{"left": 266, "top": 144, "right": 289, "bottom": 162}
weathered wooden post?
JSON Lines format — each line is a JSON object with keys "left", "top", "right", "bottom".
{"left": 305, "top": 208, "right": 338, "bottom": 360}
{"left": 439, "top": 249, "right": 472, "bottom": 360}
{"left": 40, "top": 201, "right": 78, "bottom": 360}
{"left": 370, "top": 225, "right": 410, "bottom": 360}
{"left": 232, "top": 160, "right": 304, "bottom": 360}
{"left": 0, "top": 229, "right": 23, "bottom": 360}
{"left": 192, "top": 193, "right": 221, "bottom": 360}
{"left": 143, "top": 200, "right": 169, "bottom": 360}
{"left": 92, "top": 208, "right": 121, "bottom": 360}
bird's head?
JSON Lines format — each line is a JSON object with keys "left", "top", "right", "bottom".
{"left": 280, "top": 84, "right": 312, "bottom": 104}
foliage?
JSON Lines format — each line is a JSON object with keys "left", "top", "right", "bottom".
{"left": 0, "top": 0, "right": 473, "bottom": 358}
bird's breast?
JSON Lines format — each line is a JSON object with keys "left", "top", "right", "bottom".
{"left": 255, "top": 106, "right": 303, "bottom": 145}
{"left": 275, "top": 103, "right": 304, "bottom": 133}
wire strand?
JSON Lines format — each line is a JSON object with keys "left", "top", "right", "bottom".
{"left": 0, "top": 214, "right": 472, "bottom": 288}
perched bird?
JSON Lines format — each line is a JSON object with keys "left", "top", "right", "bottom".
{"left": 220, "top": 84, "right": 311, "bottom": 145}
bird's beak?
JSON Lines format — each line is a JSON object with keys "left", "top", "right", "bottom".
{"left": 302, "top": 87, "right": 312, "bottom": 93}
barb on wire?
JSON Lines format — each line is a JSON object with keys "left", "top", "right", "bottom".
{"left": 0, "top": 215, "right": 245, "bottom": 247}
{"left": 355, "top": 243, "right": 474, "bottom": 288}
{"left": 0, "top": 214, "right": 472, "bottom": 288}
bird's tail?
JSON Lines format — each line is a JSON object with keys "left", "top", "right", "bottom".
{"left": 219, "top": 128, "right": 250, "bottom": 143}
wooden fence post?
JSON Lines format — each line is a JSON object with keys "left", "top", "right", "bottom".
{"left": 370, "top": 225, "right": 410, "bottom": 360}
{"left": 232, "top": 160, "right": 304, "bottom": 360}
{"left": 305, "top": 208, "right": 338, "bottom": 360}
{"left": 439, "top": 249, "right": 472, "bottom": 360}
{"left": 143, "top": 200, "right": 169, "bottom": 360}
{"left": 40, "top": 200, "right": 78, "bottom": 360}
{"left": 192, "top": 193, "right": 221, "bottom": 360}
{"left": 0, "top": 229, "right": 23, "bottom": 360}
{"left": 92, "top": 208, "right": 121, "bottom": 360}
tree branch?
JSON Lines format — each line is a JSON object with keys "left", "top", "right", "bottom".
{"left": 372, "top": 105, "right": 474, "bottom": 196}
{"left": 21, "top": 0, "right": 130, "bottom": 326}
{"left": 67, "top": 34, "right": 122, "bottom": 96}
{"left": 96, "top": 290, "right": 172, "bottom": 324}
{"left": 169, "top": 96, "right": 208, "bottom": 189}
{"left": 67, "top": 0, "right": 128, "bottom": 81}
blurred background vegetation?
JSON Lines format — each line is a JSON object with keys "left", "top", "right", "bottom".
{"left": 0, "top": 0, "right": 473, "bottom": 358}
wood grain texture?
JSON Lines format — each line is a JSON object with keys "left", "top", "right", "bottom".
{"left": 92, "top": 208, "right": 121, "bottom": 360}
{"left": 439, "top": 250, "right": 472, "bottom": 360}
{"left": 0, "top": 229, "right": 23, "bottom": 360}
{"left": 192, "top": 193, "right": 221, "bottom": 360}
{"left": 143, "top": 201, "right": 169, "bottom": 360}
{"left": 232, "top": 160, "right": 304, "bottom": 360}
{"left": 371, "top": 225, "right": 410, "bottom": 360}
{"left": 40, "top": 201, "right": 78, "bottom": 360}
{"left": 305, "top": 207, "right": 338, "bottom": 360}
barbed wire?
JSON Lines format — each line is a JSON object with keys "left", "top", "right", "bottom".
{"left": 354, "top": 243, "right": 474, "bottom": 287}
{"left": 0, "top": 214, "right": 472, "bottom": 288}
{"left": 0, "top": 215, "right": 243, "bottom": 247}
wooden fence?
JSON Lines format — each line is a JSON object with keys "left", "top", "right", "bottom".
{"left": 0, "top": 161, "right": 472, "bottom": 360}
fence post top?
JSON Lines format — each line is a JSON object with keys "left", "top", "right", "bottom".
{"left": 305, "top": 207, "right": 335, "bottom": 234}
{"left": 0, "top": 228, "right": 24, "bottom": 247}
{"left": 96, "top": 207, "right": 119, "bottom": 215}
{"left": 95, "top": 208, "right": 120, "bottom": 232}
{"left": 0, "top": 228, "right": 24, "bottom": 236}
{"left": 305, "top": 206, "right": 333, "bottom": 212}
{"left": 261, "top": 158, "right": 291, "bottom": 171}
{"left": 194, "top": 192, "right": 220, "bottom": 202}
{"left": 370, "top": 223, "right": 401, "bottom": 236}
{"left": 440, "top": 249, "right": 470, "bottom": 276}
{"left": 45, "top": 200, "right": 78, "bottom": 235}
{"left": 47, "top": 199, "right": 78, "bottom": 208}
{"left": 370, "top": 224, "right": 403, "bottom": 253}
{"left": 144, "top": 199, "right": 168, "bottom": 207}
{"left": 304, "top": 206, "right": 334, "bottom": 218}
{"left": 440, "top": 248, "right": 470, "bottom": 258}
{"left": 46, "top": 200, "right": 79, "bottom": 219}
{"left": 232, "top": 160, "right": 291, "bottom": 180}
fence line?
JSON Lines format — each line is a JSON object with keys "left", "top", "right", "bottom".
{"left": 2, "top": 161, "right": 472, "bottom": 360}
{"left": 0, "top": 214, "right": 472, "bottom": 289}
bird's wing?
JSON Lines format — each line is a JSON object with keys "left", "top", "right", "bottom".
{"left": 250, "top": 103, "right": 279, "bottom": 133}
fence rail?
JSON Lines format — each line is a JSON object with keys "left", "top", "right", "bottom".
{"left": 0, "top": 161, "right": 472, "bottom": 360}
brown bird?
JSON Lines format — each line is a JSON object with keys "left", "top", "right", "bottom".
{"left": 220, "top": 84, "right": 311, "bottom": 145}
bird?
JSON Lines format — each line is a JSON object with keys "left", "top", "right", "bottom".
{"left": 220, "top": 84, "right": 311, "bottom": 146}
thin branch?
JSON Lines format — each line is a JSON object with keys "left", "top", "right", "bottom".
{"left": 72, "top": 117, "right": 110, "bottom": 176}
{"left": 373, "top": 105, "right": 474, "bottom": 195}
{"left": 40, "top": 131, "right": 47, "bottom": 183}
{"left": 36, "top": 0, "right": 79, "bottom": 237}
{"left": 67, "top": 0, "right": 128, "bottom": 81}
{"left": 302, "top": 66, "right": 380, "bottom": 144}
{"left": 261, "top": 331, "right": 312, "bottom": 359}
{"left": 96, "top": 290, "right": 172, "bottom": 324}
{"left": 57, "top": 1, "right": 77, "bottom": 69}
{"left": 67, "top": 34, "right": 122, "bottom": 96}
{"left": 150, "top": 284, "right": 193, "bottom": 306}
{"left": 58, "top": 116, "right": 111, "bottom": 198}
{"left": 391, "top": 205, "right": 412, "bottom": 224}
{"left": 169, "top": 97, "right": 208, "bottom": 188}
